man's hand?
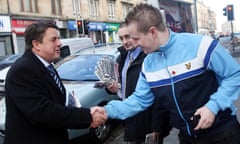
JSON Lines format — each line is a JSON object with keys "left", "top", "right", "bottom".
{"left": 106, "top": 81, "right": 119, "bottom": 93}
{"left": 193, "top": 106, "right": 215, "bottom": 130}
{"left": 90, "top": 106, "right": 108, "bottom": 128}
{"left": 151, "top": 131, "right": 160, "bottom": 141}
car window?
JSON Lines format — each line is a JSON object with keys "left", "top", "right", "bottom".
{"left": 57, "top": 54, "right": 114, "bottom": 81}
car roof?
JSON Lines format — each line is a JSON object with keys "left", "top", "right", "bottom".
{"left": 55, "top": 43, "right": 121, "bottom": 67}
{"left": 75, "top": 43, "right": 121, "bottom": 55}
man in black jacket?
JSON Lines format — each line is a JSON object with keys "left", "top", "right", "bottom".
{"left": 4, "top": 22, "right": 105, "bottom": 144}
{"left": 107, "top": 22, "right": 170, "bottom": 144}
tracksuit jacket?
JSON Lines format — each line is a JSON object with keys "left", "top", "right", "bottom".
{"left": 105, "top": 30, "right": 240, "bottom": 137}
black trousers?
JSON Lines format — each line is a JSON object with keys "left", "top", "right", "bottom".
{"left": 178, "top": 119, "right": 240, "bottom": 144}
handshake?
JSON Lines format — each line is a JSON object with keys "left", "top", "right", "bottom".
{"left": 90, "top": 106, "right": 108, "bottom": 128}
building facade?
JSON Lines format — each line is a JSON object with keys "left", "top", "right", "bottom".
{"left": 0, "top": 0, "right": 216, "bottom": 56}
{"left": 0, "top": 0, "right": 145, "bottom": 56}
{"left": 196, "top": 0, "right": 216, "bottom": 35}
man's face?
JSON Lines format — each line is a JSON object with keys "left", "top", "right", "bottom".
{"left": 33, "top": 28, "right": 61, "bottom": 63}
{"left": 127, "top": 23, "right": 157, "bottom": 54}
{"left": 118, "top": 26, "right": 134, "bottom": 51}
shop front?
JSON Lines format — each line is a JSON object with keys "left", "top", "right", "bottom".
{"left": 87, "top": 22, "right": 107, "bottom": 44}
{"left": 67, "top": 20, "right": 78, "bottom": 38}
{"left": 105, "top": 23, "right": 120, "bottom": 43}
{"left": 157, "top": 0, "right": 194, "bottom": 33}
{"left": 11, "top": 18, "right": 63, "bottom": 54}
{"left": 11, "top": 19, "right": 38, "bottom": 54}
{"left": 0, "top": 16, "right": 13, "bottom": 56}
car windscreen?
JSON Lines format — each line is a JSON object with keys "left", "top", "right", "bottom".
{"left": 57, "top": 54, "right": 114, "bottom": 81}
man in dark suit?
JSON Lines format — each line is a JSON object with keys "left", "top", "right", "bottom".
{"left": 4, "top": 22, "right": 106, "bottom": 144}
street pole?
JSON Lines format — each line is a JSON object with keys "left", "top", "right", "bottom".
{"left": 72, "top": 0, "right": 79, "bottom": 37}
{"left": 194, "top": 0, "right": 198, "bottom": 33}
{"left": 231, "top": 20, "right": 234, "bottom": 51}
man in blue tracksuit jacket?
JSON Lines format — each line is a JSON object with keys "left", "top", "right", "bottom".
{"left": 103, "top": 3, "right": 240, "bottom": 144}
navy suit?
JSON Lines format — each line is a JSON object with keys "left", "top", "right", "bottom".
{"left": 4, "top": 50, "right": 92, "bottom": 144}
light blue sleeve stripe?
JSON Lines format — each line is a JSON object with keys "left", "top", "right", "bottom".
{"left": 206, "top": 43, "right": 240, "bottom": 115}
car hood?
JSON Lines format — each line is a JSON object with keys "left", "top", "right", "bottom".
{"left": 0, "top": 97, "right": 6, "bottom": 131}
{"left": 62, "top": 81, "right": 116, "bottom": 108}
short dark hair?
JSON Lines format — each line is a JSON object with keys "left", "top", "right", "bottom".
{"left": 118, "top": 21, "right": 127, "bottom": 29}
{"left": 125, "top": 3, "right": 166, "bottom": 34}
{"left": 24, "top": 21, "right": 59, "bottom": 50}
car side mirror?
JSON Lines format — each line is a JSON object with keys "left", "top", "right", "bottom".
{"left": 60, "top": 46, "right": 70, "bottom": 58}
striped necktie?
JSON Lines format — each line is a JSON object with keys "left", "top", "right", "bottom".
{"left": 47, "top": 64, "right": 64, "bottom": 93}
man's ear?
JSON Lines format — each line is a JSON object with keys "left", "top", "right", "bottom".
{"left": 149, "top": 26, "right": 158, "bottom": 38}
{"left": 32, "top": 40, "right": 41, "bottom": 51}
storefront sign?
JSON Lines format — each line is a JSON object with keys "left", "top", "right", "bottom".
{"left": 67, "top": 20, "right": 77, "bottom": 30}
{"left": 106, "top": 23, "right": 120, "bottom": 31}
{"left": 0, "top": 16, "right": 11, "bottom": 32}
{"left": 88, "top": 22, "right": 106, "bottom": 31}
{"left": 12, "top": 19, "right": 38, "bottom": 34}
{"left": 55, "top": 19, "right": 67, "bottom": 29}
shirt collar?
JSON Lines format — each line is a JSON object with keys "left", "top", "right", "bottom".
{"left": 128, "top": 47, "right": 142, "bottom": 60}
{"left": 34, "top": 54, "right": 51, "bottom": 68}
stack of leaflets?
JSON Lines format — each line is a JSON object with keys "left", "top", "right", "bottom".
{"left": 94, "top": 56, "right": 118, "bottom": 87}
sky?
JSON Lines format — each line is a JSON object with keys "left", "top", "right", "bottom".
{"left": 201, "top": 0, "right": 240, "bottom": 31}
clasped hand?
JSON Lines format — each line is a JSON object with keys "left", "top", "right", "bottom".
{"left": 90, "top": 106, "right": 107, "bottom": 128}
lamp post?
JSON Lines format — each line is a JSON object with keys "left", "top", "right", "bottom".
{"left": 194, "top": 0, "right": 198, "bottom": 33}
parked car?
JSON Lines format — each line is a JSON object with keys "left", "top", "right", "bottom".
{"left": 0, "top": 54, "right": 22, "bottom": 136}
{"left": 232, "top": 33, "right": 240, "bottom": 46}
{"left": 0, "top": 43, "right": 122, "bottom": 143}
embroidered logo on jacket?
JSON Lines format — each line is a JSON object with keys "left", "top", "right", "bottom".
{"left": 185, "top": 62, "right": 191, "bottom": 70}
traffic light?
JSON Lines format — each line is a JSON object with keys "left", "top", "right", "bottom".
{"left": 223, "top": 7, "right": 227, "bottom": 16}
{"left": 227, "top": 5, "right": 234, "bottom": 21}
{"left": 76, "top": 20, "right": 82, "bottom": 34}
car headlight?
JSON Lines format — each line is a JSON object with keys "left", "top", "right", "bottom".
{"left": 0, "top": 97, "right": 6, "bottom": 131}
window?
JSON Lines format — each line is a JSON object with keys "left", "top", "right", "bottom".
{"left": 122, "top": 3, "right": 132, "bottom": 18}
{"left": 20, "top": 0, "right": 38, "bottom": 12}
{"left": 108, "top": 0, "right": 115, "bottom": 19}
{"left": 51, "top": 0, "right": 62, "bottom": 15}
{"left": 89, "top": 0, "right": 99, "bottom": 18}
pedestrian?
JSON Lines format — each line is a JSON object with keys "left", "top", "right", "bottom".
{"left": 4, "top": 21, "right": 106, "bottom": 144}
{"left": 100, "top": 3, "right": 240, "bottom": 144}
{"left": 106, "top": 22, "right": 170, "bottom": 144}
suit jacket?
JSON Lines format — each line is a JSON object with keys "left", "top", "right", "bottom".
{"left": 117, "top": 46, "right": 152, "bottom": 141}
{"left": 4, "top": 50, "right": 92, "bottom": 144}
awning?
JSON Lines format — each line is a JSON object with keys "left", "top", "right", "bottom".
{"left": 88, "top": 22, "right": 106, "bottom": 31}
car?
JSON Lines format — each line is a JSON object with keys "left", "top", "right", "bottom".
{"left": 232, "top": 33, "right": 240, "bottom": 46}
{"left": 0, "top": 54, "right": 22, "bottom": 136}
{"left": 0, "top": 54, "right": 22, "bottom": 100}
{"left": 60, "top": 37, "right": 94, "bottom": 58}
{"left": 0, "top": 43, "right": 122, "bottom": 143}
